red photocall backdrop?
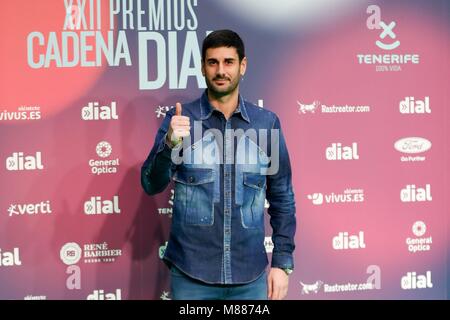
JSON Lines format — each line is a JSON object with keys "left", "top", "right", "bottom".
{"left": 0, "top": 0, "right": 449, "bottom": 300}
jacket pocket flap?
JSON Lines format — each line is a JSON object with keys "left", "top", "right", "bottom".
{"left": 173, "top": 167, "right": 214, "bottom": 185}
{"left": 243, "top": 173, "right": 266, "bottom": 189}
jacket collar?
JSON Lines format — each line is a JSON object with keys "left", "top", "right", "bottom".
{"left": 200, "top": 90, "right": 250, "bottom": 123}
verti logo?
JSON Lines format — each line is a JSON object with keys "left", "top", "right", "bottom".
{"left": 366, "top": 5, "right": 400, "bottom": 51}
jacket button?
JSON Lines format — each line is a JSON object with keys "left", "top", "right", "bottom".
{"left": 188, "top": 176, "right": 195, "bottom": 183}
{"left": 257, "top": 182, "right": 262, "bottom": 187}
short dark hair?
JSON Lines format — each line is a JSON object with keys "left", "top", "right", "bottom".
{"left": 202, "top": 29, "right": 245, "bottom": 62}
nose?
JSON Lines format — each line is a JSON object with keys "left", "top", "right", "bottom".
{"left": 217, "top": 62, "right": 225, "bottom": 77}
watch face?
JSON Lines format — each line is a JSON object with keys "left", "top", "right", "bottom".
{"left": 284, "top": 268, "right": 293, "bottom": 275}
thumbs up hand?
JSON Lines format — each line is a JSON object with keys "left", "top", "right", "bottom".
{"left": 167, "top": 102, "right": 190, "bottom": 148}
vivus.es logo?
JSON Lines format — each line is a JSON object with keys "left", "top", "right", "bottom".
{"left": 357, "top": 5, "right": 419, "bottom": 71}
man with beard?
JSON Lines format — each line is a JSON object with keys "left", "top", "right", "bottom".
{"left": 141, "top": 30, "right": 296, "bottom": 300}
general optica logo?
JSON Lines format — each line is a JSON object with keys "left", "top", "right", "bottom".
{"left": 96, "top": 141, "right": 112, "bottom": 158}
{"left": 407, "top": 221, "right": 432, "bottom": 253}
{"left": 89, "top": 141, "right": 119, "bottom": 175}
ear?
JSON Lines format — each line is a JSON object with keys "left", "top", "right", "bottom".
{"left": 201, "top": 62, "right": 205, "bottom": 76}
{"left": 240, "top": 57, "right": 247, "bottom": 76}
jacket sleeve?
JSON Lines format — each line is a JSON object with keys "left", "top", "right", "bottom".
{"left": 266, "top": 115, "right": 297, "bottom": 270}
{"left": 141, "top": 108, "right": 177, "bottom": 195}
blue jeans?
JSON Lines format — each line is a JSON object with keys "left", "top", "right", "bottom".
{"left": 170, "top": 265, "right": 268, "bottom": 300}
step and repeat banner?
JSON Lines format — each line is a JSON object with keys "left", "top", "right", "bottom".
{"left": 0, "top": 0, "right": 449, "bottom": 300}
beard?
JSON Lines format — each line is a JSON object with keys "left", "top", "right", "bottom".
{"left": 205, "top": 75, "right": 240, "bottom": 98}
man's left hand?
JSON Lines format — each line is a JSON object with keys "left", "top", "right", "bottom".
{"left": 267, "top": 267, "right": 289, "bottom": 300}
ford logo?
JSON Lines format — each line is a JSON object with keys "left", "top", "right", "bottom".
{"left": 394, "top": 137, "right": 432, "bottom": 154}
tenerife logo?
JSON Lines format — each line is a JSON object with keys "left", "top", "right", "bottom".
{"left": 369, "top": 6, "right": 400, "bottom": 51}
{"left": 406, "top": 221, "right": 432, "bottom": 253}
{"left": 395, "top": 137, "right": 431, "bottom": 162}
{"left": 89, "top": 141, "right": 119, "bottom": 175}
{"left": 6, "top": 152, "right": 44, "bottom": 171}
{"left": 400, "top": 184, "right": 432, "bottom": 203}
{"left": 158, "top": 189, "right": 174, "bottom": 218}
{"left": 82, "top": 102, "right": 118, "bottom": 121}
{"left": 307, "top": 188, "right": 364, "bottom": 205}
{"left": 60, "top": 242, "right": 82, "bottom": 265}
{"left": 357, "top": 5, "right": 419, "bottom": 71}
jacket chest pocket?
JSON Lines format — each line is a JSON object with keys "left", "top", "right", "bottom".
{"left": 238, "top": 172, "right": 266, "bottom": 229}
{"left": 173, "top": 167, "right": 215, "bottom": 226}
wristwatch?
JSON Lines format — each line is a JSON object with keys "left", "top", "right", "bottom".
{"left": 283, "top": 268, "right": 293, "bottom": 276}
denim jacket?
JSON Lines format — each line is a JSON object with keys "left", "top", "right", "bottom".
{"left": 141, "top": 91, "right": 296, "bottom": 284}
